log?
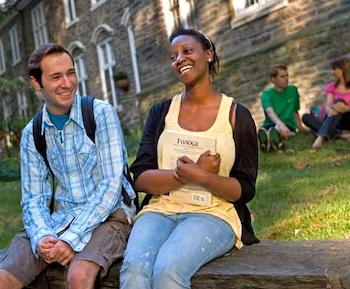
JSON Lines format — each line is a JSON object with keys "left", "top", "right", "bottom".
{"left": 1, "top": 239, "right": 349, "bottom": 288}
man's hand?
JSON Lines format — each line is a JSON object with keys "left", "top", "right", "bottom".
{"left": 37, "top": 236, "right": 58, "bottom": 264}
{"left": 196, "top": 150, "right": 220, "bottom": 174}
{"left": 275, "top": 122, "right": 291, "bottom": 139}
{"left": 49, "top": 240, "right": 75, "bottom": 266}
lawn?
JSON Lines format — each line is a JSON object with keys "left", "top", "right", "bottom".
{"left": 0, "top": 132, "right": 349, "bottom": 249}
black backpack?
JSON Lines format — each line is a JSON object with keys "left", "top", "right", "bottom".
{"left": 32, "top": 96, "right": 137, "bottom": 213}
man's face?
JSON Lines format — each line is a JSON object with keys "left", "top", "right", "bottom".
{"left": 30, "top": 52, "right": 77, "bottom": 115}
{"left": 271, "top": 69, "right": 289, "bottom": 92}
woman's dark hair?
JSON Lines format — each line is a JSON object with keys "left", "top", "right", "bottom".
{"left": 169, "top": 28, "right": 219, "bottom": 76}
{"left": 330, "top": 57, "right": 350, "bottom": 88}
{"left": 28, "top": 43, "right": 74, "bottom": 87}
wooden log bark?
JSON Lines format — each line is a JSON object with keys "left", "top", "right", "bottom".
{"left": 1, "top": 239, "right": 350, "bottom": 288}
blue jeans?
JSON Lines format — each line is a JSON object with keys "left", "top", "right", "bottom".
{"left": 119, "top": 212, "right": 235, "bottom": 289}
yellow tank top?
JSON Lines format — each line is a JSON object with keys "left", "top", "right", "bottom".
{"left": 137, "top": 93, "right": 243, "bottom": 249}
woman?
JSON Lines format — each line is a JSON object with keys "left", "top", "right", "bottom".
{"left": 119, "top": 28, "right": 259, "bottom": 289}
{"left": 302, "top": 57, "right": 350, "bottom": 148}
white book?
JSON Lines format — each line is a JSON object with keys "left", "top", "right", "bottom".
{"left": 162, "top": 130, "right": 216, "bottom": 206}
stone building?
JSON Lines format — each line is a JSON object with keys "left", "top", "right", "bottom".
{"left": 0, "top": 0, "right": 349, "bottom": 130}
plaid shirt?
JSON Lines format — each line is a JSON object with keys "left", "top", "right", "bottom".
{"left": 20, "top": 95, "right": 136, "bottom": 255}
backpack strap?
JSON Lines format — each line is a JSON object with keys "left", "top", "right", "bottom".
{"left": 81, "top": 96, "right": 96, "bottom": 142}
{"left": 33, "top": 110, "right": 55, "bottom": 213}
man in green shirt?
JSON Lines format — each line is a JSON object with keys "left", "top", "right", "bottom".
{"left": 258, "top": 65, "right": 305, "bottom": 151}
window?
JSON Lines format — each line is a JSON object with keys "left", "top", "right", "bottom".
{"left": 31, "top": 2, "right": 48, "bottom": 48}
{"left": 163, "top": 0, "right": 199, "bottom": 36}
{"left": 91, "top": 0, "right": 106, "bottom": 11}
{"left": 127, "top": 26, "right": 141, "bottom": 93}
{"left": 17, "top": 91, "right": 28, "bottom": 118}
{"left": 231, "top": 0, "right": 288, "bottom": 28}
{"left": 0, "top": 39, "right": 6, "bottom": 75}
{"left": 9, "top": 25, "right": 21, "bottom": 65}
{"left": 63, "top": 0, "right": 77, "bottom": 26}
{"left": 74, "top": 54, "right": 88, "bottom": 96}
{"left": 97, "top": 39, "right": 120, "bottom": 109}
{"left": 2, "top": 98, "right": 10, "bottom": 122}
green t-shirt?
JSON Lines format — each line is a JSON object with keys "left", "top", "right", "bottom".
{"left": 260, "top": 85, "right": 300, "bottom": 131}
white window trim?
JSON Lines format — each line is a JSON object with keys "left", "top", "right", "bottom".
{"left": 74, "top": 54, "right": 88, "bottom": 96}
{"left": 162, "top": 0, "right": 194, "bottom": 37}
{"left": 0, "top": 39, "right": 6, "bottom": 75}
{"left": 91, "top": 0, "right": 106, "bottom": 11}
{"left": 31, "top": 2, "right": 49, "bottom": 48}
{"left": 17, "top": 91, "right": 28, "bottom": 118}
{"left": 231, "top": 0, "right": 289, "bottom": 29}
{"left": 127, "top": 25, "right": 141, "bottom": 93}
{"left": 9, "top": 25, "right": 21, "bottom": 66}
{"left": 97, "top": 38, "right": 121, "bottom": 110}
{"left": 64, "top": 0, "right": 79, "bottom": 28}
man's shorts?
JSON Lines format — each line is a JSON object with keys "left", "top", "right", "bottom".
{"left": 0, "top": 208, "right": 131, "bottom": 286}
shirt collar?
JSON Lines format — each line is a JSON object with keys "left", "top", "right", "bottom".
{"left": 41, "top": 94, "right": 84, "bottom": 134}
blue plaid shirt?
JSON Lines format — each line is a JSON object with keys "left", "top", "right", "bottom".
{"left": 20, "top": 95, "right": 136, "bottom": 255}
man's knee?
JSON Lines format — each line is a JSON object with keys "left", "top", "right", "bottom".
{"left": 0, "top": 269, "right": 23, "bottom": 289}
{"left": 66, "top": 260, "right": 100, "bottom": 288}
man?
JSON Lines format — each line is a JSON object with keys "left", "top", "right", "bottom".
{"left": 258, "top": 65, "right": 305, "bottom": 151}
{"left": 0, "top": 43, "right": 136, "bottom": 288}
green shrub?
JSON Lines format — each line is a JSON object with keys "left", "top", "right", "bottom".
{"left": 0, "top": 157, "right": 20, "bottom": 181}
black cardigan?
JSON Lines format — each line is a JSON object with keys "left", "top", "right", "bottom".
{"left": 131, "top": 99, "right": 260, "bottom": 245}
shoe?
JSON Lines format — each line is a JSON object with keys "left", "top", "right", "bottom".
{"left": 268, "top": 127, "right": 284, "bottom": 151}
{"left": 258, "top": 127, "right": 269, "bottom": 152}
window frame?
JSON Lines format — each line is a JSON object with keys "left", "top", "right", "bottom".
{"left": 9, "top": 25, "right": 21, "bottom": 65}
{"left": 17, "top": 91, "right": 28, "bottom": 118}
{"left": 31, "top": 2, "right": 49, "bottom": 48}
{"left": 163, "top": 0, "right": 198, "bottom": 36}
{"left": 90, "top": 0, "right": 106, "bottom": 11}
{"left": 74, "top": 53, "right": 88, "bottom": 96}
{"left": 0, "top": 38, "right": 6, "bottom": 75}
{"left": 97, "top": 38, "right": 120, "bottom": 110}
{"left": 230, "top": 0, "right": 289, "bottom": 29}
{"left": 63, "top": 0, "right": 78, "bottom": 27}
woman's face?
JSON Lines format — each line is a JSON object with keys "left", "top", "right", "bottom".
{"left": 331, "top": 67, "right": 343, "bottom": 81}
{"left": 169, "top": 35, "right": 212, "bottom": 85}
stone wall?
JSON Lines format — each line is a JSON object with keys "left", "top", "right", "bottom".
{"left": 1, "top": 0, "right": 349, "bottom": 128}
{"left": 134, "top": 1, "right": 350, "bottom": 127}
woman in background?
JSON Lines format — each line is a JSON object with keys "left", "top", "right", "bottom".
{"left": 302, "top": 57, "right": 350, "bottom": 148}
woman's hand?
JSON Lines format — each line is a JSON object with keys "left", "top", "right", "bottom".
{"left": 174, "top": 151, "right": 220, "bottom": 185}
{"left": 332, "top": 101, "right": 349, "bottom": 113}
{"left": 196, "top": 150, "right": 220, "bottom": 174}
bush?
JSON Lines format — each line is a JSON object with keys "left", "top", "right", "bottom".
{"left": 0, "top": 157, "right": 20, "bottom": 181}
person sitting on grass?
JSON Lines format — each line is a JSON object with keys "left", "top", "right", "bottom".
{"left": 302, "top": 57, "right": 350, "bottom": 148}
{"left": 258, "top": 65, "right": 305, "bottom": 152}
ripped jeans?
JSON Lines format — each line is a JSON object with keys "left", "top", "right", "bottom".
{"left": 119, "top": 212, "right": 235, "bottom": 289}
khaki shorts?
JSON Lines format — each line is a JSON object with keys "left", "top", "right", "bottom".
{"left": 0, "top": 208, "right": 130, "bottom": 286}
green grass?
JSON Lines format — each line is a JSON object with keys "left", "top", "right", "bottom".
{"left": 0, "top": 181, "right": 23, "bottom": 248}
{"left": 251, "top": 133, "right": 350, "bottom": 241}
{"left": 0, "top": 132, "right": 349, "bottom": 249}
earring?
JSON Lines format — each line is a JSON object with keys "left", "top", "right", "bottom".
{"left": 208, "top": 58, "right": 212, "bottom": 62}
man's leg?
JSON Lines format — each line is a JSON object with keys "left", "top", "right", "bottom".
{"left": 0, "top": 230, "right": 48, "bottom": 288}
{"left": 67, "top": 260, "right": 100, "bottom": 289}
{"left": 67, "top": 208, "right": 131, "bottom": 288}
{"left": 0, "top": 269, "right": 23, "bottom": 289}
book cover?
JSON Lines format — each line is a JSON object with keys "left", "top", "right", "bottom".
{"left": 162, "top": 130, "right": 216, "bottom": 206}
